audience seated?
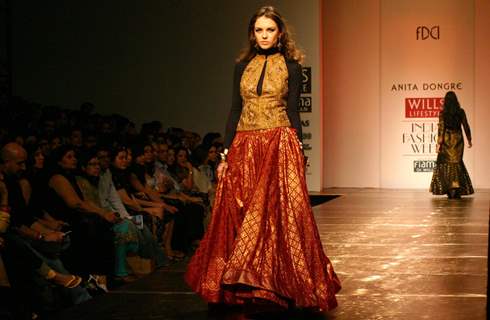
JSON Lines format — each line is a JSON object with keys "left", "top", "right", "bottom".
{"left": 0, "top": 98, "right": 216, "bottom": 316}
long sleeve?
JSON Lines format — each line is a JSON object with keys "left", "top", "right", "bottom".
{"left": 437, "top": 114, "right": 445, "bottom": 145}
{"left": 99, "top": 169, "right": 131, "bottom": 219}
{"left": 224, "top": 62, "right": 247, "bottom": 149}
{"left": 286, "top": 61, "right": 303, "bottom": 143}
{"left": 460, "top": 109, "right": 472, "bottom": 143}
{"left": 108, "top": 183, "right": 131, "bottom": 219}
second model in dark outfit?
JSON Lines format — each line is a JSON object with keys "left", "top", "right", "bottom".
{"left": 430, "top": 91, "right": 474, "bottom": 198}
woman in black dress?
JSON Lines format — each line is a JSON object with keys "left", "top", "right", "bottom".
{"left": 430, "top": 91, "right": 474, "bottom": 199}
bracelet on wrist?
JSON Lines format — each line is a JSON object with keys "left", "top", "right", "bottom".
{"left": 220, "top": 148, "right": 229, "bottom": 162}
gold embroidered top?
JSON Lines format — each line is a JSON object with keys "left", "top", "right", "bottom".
{"left": 236, "top": 53, "right": 291, "bottom": 131}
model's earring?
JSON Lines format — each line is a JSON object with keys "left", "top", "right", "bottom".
{"left": 277, "top": 41, "right": 282, "bottom": 49}
{"left": 254, "top": 42, "right": 259, "bottom": 49}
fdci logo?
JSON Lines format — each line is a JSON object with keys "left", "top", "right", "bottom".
{"left": 416, "top": 26, "right": 440, "bottom": 40}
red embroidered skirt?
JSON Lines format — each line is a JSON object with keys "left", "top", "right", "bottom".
{"left": 185, "top": 127, "right": 341, "bottom": 310}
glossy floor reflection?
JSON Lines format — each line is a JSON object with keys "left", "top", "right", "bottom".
{"left": 55, "top": 189, "right": 489, "bottom": 320}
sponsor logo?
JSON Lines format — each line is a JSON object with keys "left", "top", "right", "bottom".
{"left": 302, "top": 132, "right": 312, "bottom": 140}
{"left": 416, "top": 26, "right": 440, "bottom": 40}
{"left": 301, "top": 120, "right": 310, "bottom": 127}
{"left": 301, "top": 67, "right": 311, "bottom": 94}
{"left": 298, "top": 97, "right": 312, "bottom": 113}
{"left": 413, "top": 160, "right": 436, "bottom": 172}
{"left": 402, "top": 122, "right": 438, "bottom": 154}
{"left": 405, "top": 97, "right": 443, "bottom": 118}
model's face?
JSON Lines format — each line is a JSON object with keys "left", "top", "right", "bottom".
{"left": 254, "top": 16, "right": 280, "bottom": 50}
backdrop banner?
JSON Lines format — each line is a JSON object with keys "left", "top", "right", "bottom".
{"left": 380, "top": 0, "right": 474, "bottom": 188}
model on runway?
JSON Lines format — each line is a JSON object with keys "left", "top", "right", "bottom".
{"left": 185, "top": 5, "right": 341, "bottom": 311}
{"left": 430, "top": 91, "right": 474, "bottom": 199}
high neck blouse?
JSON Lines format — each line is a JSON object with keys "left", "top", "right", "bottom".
{"left": 224, "top": 53, "right": 303, "bottom": 148}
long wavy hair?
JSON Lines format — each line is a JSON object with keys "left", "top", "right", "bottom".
{"left": 441, "top": 91, "right": 462, "bottom": 129}
{"left": 237, "top": 6, "right": 304, "bottom": 64}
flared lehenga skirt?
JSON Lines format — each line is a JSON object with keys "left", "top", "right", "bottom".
{"left": 430, "top": 129, "right": 474, "bottom": 195}
{"left": 185, "top": 127, "right": 341, "bottom": 310}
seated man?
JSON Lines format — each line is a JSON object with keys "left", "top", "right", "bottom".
{"left": 0, "top": 142, "right": 90, "bottom": 317}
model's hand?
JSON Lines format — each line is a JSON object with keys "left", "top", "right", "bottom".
{"left": 217, "top": 162, "right": 228, "bottom": 180}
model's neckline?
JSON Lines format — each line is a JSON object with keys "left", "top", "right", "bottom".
{"left": 257, "top": 47, "right": 279, "bottom": 56}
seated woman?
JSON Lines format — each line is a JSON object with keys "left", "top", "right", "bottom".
{"left": 110, "top": 146, "right": 182, "bottom": 260}
{"left": 190, "top": 144, "right": 216, "bottom": 202}
{"left": 132, "top": 144, "right": 194, "bottom": 259}
{"left": 23, "top": 142, "right": 67, "bottom": 234}
{"left": 158, "top": 145, "right": 205, "bottom": 253}
{"left": 75, "top": 149, "right": 140, "bottom": 282}
{"left": 168, "top": 147, "right": 195, "bottom": 192}
{"left": 95, "top": 146, "right": 168, "bottom": 269}
{"left": 155, "top": 145, "right": 203, "bottom": 205}
{"left": 43, "top": 145, "right": 117, "bottom": 283}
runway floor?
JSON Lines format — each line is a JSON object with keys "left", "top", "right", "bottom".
{"left": 55, "top": 189, "right": 489, "bottom": 320}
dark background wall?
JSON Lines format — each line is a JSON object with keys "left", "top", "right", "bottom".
{"left": 11, "top": 0, "right": 294, "bottom": 134}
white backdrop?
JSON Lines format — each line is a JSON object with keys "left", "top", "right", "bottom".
{"left": 380, "top": 0, "right": 475, "bottom": 188}
{"left": 324, "top": 0, "right": 490, "bottom": 189}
